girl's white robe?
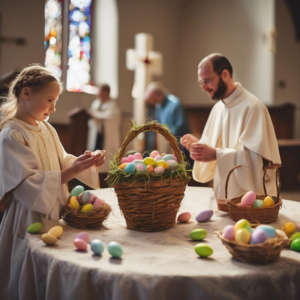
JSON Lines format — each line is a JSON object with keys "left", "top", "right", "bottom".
{"left": 0, "top": 118, "right": 99, "bottom": 300}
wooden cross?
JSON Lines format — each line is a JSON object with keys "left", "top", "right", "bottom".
{"left": 126, "top": 33, "right": 163, "bottom": 152}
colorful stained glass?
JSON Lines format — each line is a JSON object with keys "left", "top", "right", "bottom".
{"left": 44, "top": 0, "right": 63, "bottom": 80}
{"left": 67, "top": 0, "right": 92, "bottom": 92}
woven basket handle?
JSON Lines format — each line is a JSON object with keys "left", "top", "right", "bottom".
{"left": 115, "top": 122, "right": 184, "bottom": 164}
{"left": 225, "top": 165, "right": 242, "bottom": 200}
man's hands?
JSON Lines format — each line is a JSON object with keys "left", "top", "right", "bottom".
{"left": 190, "top": 143, "right": 216, "bottom": 162}
{"left": 180, "top": 134, "right": 199, "bottom": 151}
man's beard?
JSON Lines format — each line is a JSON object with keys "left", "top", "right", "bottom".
{"left": 211, "top": 77, "right": 228, "bottom": 101}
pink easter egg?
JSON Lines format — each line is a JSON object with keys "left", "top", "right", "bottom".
{"left": 177, "top": 212, "right": 191, "bottom": 223}
{"left": 88, "top": 193, "right": 97, "bottom": 204}
{"left": 150, "top": 150, "right": 160, "bottom": 158}
{"left": 133, "top": 152, "right": 143, "bottom": 160}
{"left": 154, "top": 155, "right": 162, "bottom": 162}
{"left": 154, "top": 166, "right": 164, "bottom": 174}
{"left": 127, "top": 155, "right": 134, "bottom": 162}
{"left": 73, "top": 238, "right": 88, "bottom": 251}
{"left": 240, "top": 191, "right": 256, "bottom": 207}
{"left": 121, "top": 157, "right": 128, "bottom": 164}
{"left": 76, "top": 232, "right": 90, "bottom": 243}
{"left": 93, "top": 198, "right": 104, "bottom": 208}
{"left": 222, "top": 225, "right": 235, "bottom": 241}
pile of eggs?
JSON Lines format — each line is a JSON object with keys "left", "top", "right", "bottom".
{"left": 68, "top": 185, "right": 104, "bottom": 213}
{"left": 73, "top": 231, "right": 123, "bottom": 258}
{"left": 118, "top": 150, "right": 179, "bottom": 175}
{"left": 238, "top": 191, "right": 276, "bottom": 208}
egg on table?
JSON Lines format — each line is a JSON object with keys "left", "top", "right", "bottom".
{"left": 177, "top": 212, "right": 191, "bottom": 223}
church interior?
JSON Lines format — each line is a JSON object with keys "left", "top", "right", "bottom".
{"left": 0, "top": 0, "right": 299, "bottom": 198}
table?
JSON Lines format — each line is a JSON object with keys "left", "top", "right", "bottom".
{"left": 26, "top": 187, "right": 300, "bottom": 300}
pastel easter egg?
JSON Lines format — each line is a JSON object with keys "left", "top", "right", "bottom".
{"left": 154, "top": 166, "right": 165, "bottom": 174}
{"left": 88, "top": 193, "right": 97, "bottom": 204}
{"left": 177, "top": 212, "right": 191, "bottom": 223}
{"left": 162, "top": 154, "right": 175, "bottom": 162}
{"left": 263, "top": 196, "right": 274, "bottom": 207}
{"left": 41, "top": 233, "right": 57, "bottom": 245}
{"left": 81, "top": 191, "right": 91, "bottom": 204}
{"left": 150, "top": 150, "right": 160, "bottom": 158}
{"left": 291, "top": 232, "right": 300, "bottom": 242}
{"left": 73, "top": 238, "right": 88, "bottom": 251}
{"left": 143, "top": 157, "right": 156, "bottom": 166}
{"left": 93, "top": 198, "right": 104, "bottom": 209}
{"left": 120, "top": 157, "right": 128, "bottom": 164}
{"left": 282, "top": 222, "right": 296, "bottom": 234}
{"left": 234, "top": 219, "right": 252, "bottom": 233}
{"left": 166, "top": 160, "right": 178, "bottom": 171}
{"left": 194, "top": 244, "right": 213, "bottom": 258}
{"left": 196, "top": 209, "right": 213, "bottom": 222}
{"left": 235, "top": 228, "right": 251, "bottom": 244}
{"left": 108, "top": 241, "right": 123, "bottom": 258}
{"left": 118, "top": 163, "right": 128, "bottom": 170}
{"left": 91, "top": 239, "right": 105, "bottom": 255}
{"left": 136, "top": 163, "right": 147, "bottom": 173}
{"left": 252, "top": 199, "right": 264, "bottom": 208}
{"left": 256, "top": 225, "right": 276, "bottom": 238}
{"left": 154, "top": 155, "right": 162, "bottom": 162}
{"left": 70, "top": 185, "right": 84, "bottom": 197}
{"left": 127, "top": 155, "right": 134, "bottom": 162}
{"left": 124, "top": 163, "right": 136, "bottom": 174}
{"left": 143, "top": 152, "right": 150, "bottom": 158}
{"left": 147, "top": 165, "right": 154, "bottom": 173}
{"left": 240, "top": 191, "right": 256, "bottom": 207}
{"left": 48, "top": 226, "right": 63, "bottom": 238}
{"left": 133, "top": 152, "right": 143, "bottom": 160}
{"left": 190, "top": 229, "right": 207, "bottom": 241}
{"left": 156, "top": 160, "right": 169, "bottom": 169}
{"left": 27, "top": 222, "right": 43, "bottom": 234}
{"left": 76, "top": 232, "right": 90, "bottom": 243}
{"left": 290, "top": 239, "right": 300, "bottom": 252}
{"left": 222, "top": 225, "right": 235, "bottom": 241}
{"left": 81, "top": 203, "right": 93, "bottom": 213}
{"left": 251, "top": 228, "right": 269, "bottom": 244}
{"left": 133, "top": 160, "right": 144, "bottom": 166}
{"left": 161, "top": 153, "right": 166, "bottom": 157}
{"left": 69, "top": 196, "right": 80, "bottom": 209}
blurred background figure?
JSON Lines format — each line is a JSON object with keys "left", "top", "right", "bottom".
{"left": 87, "top": 84, "right": 121, "bottom": 172}
{"left": 145, "top": 82, "right": 193, "bottom": 167}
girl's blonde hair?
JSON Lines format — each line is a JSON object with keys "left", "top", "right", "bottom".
{"left": 0, "top": 65, "right": 63, "bottom": 129}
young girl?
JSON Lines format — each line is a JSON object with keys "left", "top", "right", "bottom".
{"left": 0, "top": 65, "right": 105, "bottom": 299}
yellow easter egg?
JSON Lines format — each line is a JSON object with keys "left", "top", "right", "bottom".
{"left": 263, "top": 196, "right": 274, "bottom": 207}
{"left": 81, "top": 203, "right": 93, "bottom": 213}
{"left": 48, "top": 226, "right": 63, "bottom": 238}
{"left": 156, "top": 160, "right": 169, "bottom": 170}
{"left": 118, "top": 163, "right": 128, "bottom": 170}
{"left": 41, "top": 233, "right": 57, "bottom": 245}
{"left": 283, "top": 222, "right": 296, "bottom": 234}
{"left": 69, "top": 196, "right": 80, "bottom": 210}
{"left": 234, "top": 219, "right": 252, "bottom": 233}
{"left": 235, "top": 228, "right": 251, "bottom": 244}
{"left": 143, "top": 157, "right": 156, "bottom": 166}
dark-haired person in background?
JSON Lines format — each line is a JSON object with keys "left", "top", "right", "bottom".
{"left": 181, "top": 53, "right": 281, "bottom": 211}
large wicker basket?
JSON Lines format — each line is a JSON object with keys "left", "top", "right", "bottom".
{"left": 107, "top": 122, "right": 189, "bottom": 232}
{"left": 225, "top": 165, "right": 282, "bottom": 226}
{"left": 215, "top": 229, "right": 289, "bottom": 264}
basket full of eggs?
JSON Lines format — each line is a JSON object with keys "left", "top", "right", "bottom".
{"left": 215, "top": 219, "right": 289, "bottom": 264}
{"left": 62, "top": 185, "right": 112, "bottom": 229}
{"left": 106, "top": 121, "right": 190, "bottom": 232}
{"left": 225, "top": 165, "right": 282, "bottom": 225}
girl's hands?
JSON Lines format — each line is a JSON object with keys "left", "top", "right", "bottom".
{"left": 84, "top": 150, "right": 106, "bottom": 168}
{"left": 180, "top": 134, "right": 199, "bottom": 151}
{"left": 71, "top": 153, "right": 98, "bottom": 174}
{"left": 190, "top": 143, "right": 216, "bottom": 162}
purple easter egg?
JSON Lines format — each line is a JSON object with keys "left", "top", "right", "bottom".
{"left": 222, "top": 225, "right": 235, "bottom": 240}
{"left": 251, "top": 228, "right": 269, "bottom": 244}
{"left": 196, "top": 209, "right": 213, "bottom": 222}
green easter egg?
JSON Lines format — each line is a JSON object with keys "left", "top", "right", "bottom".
{"left": 108, "top": 241, "right": 123, "bottom": 258}
{"left": 70, "top": 185, "right": 84, "bottom": 197}
{"left": 290, "top": 238, "right": 300, "bottom": 252}
{"left": 194, "top": 243, "right": 213, "bottom": 257}
{"left": 291, "top": 232, "right": 300, "bottom": 242}
{"left": 190, "top": 229, "right": 207, "bottom": 241}
{"left": 252, "top": 199, "right": 264, "bottom": 208}
{"left": 27, "top": 222, "right": 43, "bottom": 234}
{"left": 81, "top": 203, "right": 93, "bottom": 213}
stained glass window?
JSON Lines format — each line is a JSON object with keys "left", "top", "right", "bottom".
{"left": 66, "top": 0, "right": 92, "bottom": 92}
{"left": 44, "top": 0, "right": 63, "bottom": 80}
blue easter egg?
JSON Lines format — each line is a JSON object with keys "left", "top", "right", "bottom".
{"left": 91, "top": 239, "right": 105, "bottom": 255}
{"left": 124, "top": 163, "right": 136, "bottom": 174}
{"left": 108, "top": 241, "right": 123, "bottom": 258}
{"left": 81, "top": 191, "right": 91, "bottom": 204}
{"left": 256, "top": 225, "right": 276, "bottom": 238}
{"left": 162, "top": 154, "right": 175, "bottom": 161}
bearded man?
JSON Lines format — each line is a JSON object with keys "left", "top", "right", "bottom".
{"left": 181, "top": 53, "right": 281, "bottom": 211}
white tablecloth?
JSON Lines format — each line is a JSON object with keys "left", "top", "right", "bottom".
{"left": 25, "top": 187, "right": 300, "bottom": 300}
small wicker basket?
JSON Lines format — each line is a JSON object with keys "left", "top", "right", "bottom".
{"left": 107, "top": 122, "right": 189, "bottom": 232}
{"left": 225, "top": 165, "right": 282, "bottom": 226}
{"left": 215, "top": 229, "right": 289, "bottom": 264}
{"left": 62, "top": 200, "right": 112, "bottom": 229}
